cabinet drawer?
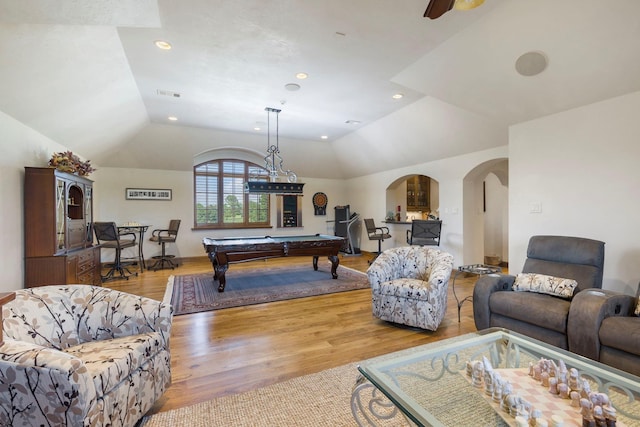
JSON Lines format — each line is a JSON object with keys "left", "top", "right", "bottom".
{"left": 76, "top": 249, "right": 94, "bottom": 264}
{"left": 77, "top": 259, "right": 94, "bottom": 274}
{"left": 77, "top": 271, "right": 95, "bottom": 285}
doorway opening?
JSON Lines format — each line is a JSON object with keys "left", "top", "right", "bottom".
{"left": 462, "top": 158, "right": 508, "bottom": 266}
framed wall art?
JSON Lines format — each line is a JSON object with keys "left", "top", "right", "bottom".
{"left": 125, "top": 188, "right": 172, "bottom": 201}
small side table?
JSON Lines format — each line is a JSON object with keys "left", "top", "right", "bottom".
{"left": 452, "top": 264, "right": 502, "bottom": 322}
{"left": 0, "top": 292, "right": 16, "bottom": 346}
{"left": 118, "top": 225, "right": 150, "bottom": 271}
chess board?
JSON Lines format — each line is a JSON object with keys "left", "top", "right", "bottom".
{"left": 465, "top": 368, "right": 627, "bottom": 427}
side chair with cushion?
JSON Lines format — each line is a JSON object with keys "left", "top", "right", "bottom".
{"left": 568, "top": 283, "right": 640, "bottom": 376}
{"left": 406, "top": 219, "right": 442, "bottom": 246}
{"left": 149, "top": 219, "right": 181, "bottom": 271}
{"left": 364, "top": 218, "right": 391, "bottom": 262}
{"left": 94, "top": 221, "right": 141, "bottom": 281}
{"left": 473, "top": 235, "right": 605, "bottom": 351}
{"left": 368, "top": 246, "right": 454, "bottom": 331}
{"left": 0, "top": 285, "right": 173, "bottom": 427}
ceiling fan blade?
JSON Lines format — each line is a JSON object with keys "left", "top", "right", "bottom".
{"left": 424, "top": 0, "right": 455, "bottom": 19}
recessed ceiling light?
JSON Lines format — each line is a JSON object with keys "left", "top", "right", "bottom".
{"left": 155, "top": 40, "right": 172, "bottom": 50}
{"left": 320, "top": 135, "right": 328, "bottom": 140}
{"left": 296, "top": 72, "right": 308, "bottom": 80}
{"left": 167, "top": 116, "right": 178, "bottom": 121}
{"left": 254, "top": 127, "right": 261, "bottom": 131}
{"left": 392, "top": 93, "right": 404, "bottom": 99}
{"left": 345, "top": 120, "right": 361, "bottom": 125}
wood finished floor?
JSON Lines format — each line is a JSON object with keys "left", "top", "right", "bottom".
{"left": 104, "top": 252, "right": 481, "bottom": 414}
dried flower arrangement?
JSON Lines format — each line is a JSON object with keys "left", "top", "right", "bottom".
{"left": 49, "top": 151, "right": 96, "bottom": 176}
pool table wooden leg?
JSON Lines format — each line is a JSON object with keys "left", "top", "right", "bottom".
{"left": 329, "top": 255, "right": 339, "bottom": 279}
{"left": 214, "top": 264, "right": 228, "bottom": 292}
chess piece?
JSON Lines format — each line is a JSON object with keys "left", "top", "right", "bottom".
{"left": 558, "top": 383, "right": 570, "bottom": 399}
{"left": 570, "top": 391, "right": 581, "bottom": 407}
{"left": 501, "top": 392, "right": 511, "bottom": 413}
{"left": 531, "top": 408, "right": 543, "bottom": 422}
{"left": 550, "top": 415, "right": 564, "bottom": 427}
{"left": 603, "top": 405, "right": 617, "bottom": 427}
{"left": 541, "top": 371, "right": 550, "bottom": 387}
{"left": 472, "top": 360, "right": 484, "bottom": 388}
{"left": 484, "top": 371, "right": 494, "bottom": 396}
{"left": 581, "top": 380, "right": 592, "bottom": 399}
{"left": 597, "top": 393, "right": 610, "bottom": 407}
{"left": 569, "top": 368, "right": 580, "bottom": 391}
{"left": 581, "top": 398, "right": 595, "bottom": 427}
{"left": 593, "top": 406, "right": 607, "bottom": 427}
{"left": 548, "top": 377, "right": 558, "bottom": 395}
{"left": 492, "top": 374, "right": 502, "bottom": 402}
{"left": 534, "top": 365, "right": 542, "bottom": 381}
{"left": 516, "top": 402, "right": 530, "bottom": 420}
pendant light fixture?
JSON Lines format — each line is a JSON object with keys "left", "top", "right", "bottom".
{"left": 245, "top": 107, "right": 304, "bottom": 194}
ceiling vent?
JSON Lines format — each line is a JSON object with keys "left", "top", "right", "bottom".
{"left": 156, "top": 89, "right": 181, "bottom": 98}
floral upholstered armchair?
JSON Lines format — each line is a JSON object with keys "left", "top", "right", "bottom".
{"left": 368, "top": 246, "right": 454, "bottom": 331}
{"left": 0, "top": 285, "right": 173, "bottom": 427}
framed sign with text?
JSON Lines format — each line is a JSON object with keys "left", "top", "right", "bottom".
{"left": 125, "top": 188, "right": 172, "bottom": 201}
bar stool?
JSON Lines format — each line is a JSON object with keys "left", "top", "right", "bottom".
{"left": 94, "top": 221, "right": 141, "bottom": 281}
{"left": 149, "top": 219, "right": 181, "bottom": 270}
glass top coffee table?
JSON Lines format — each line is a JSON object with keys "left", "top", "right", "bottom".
{"left": 352, "top": 328, "right": 640, "bottom": 426}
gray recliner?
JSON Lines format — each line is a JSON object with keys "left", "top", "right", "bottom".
{"left": 473, "top": 235, "right": 605, "bottom": 350}
{"left": 568, "top": 284, "right": 640, "bottom": 376}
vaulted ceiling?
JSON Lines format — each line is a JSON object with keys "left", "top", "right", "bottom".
{"left": 1, "top": 0, "right": 639, "bottom": 178}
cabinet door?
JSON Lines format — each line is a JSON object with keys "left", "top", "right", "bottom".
{"left": 67, "top": 183, "right": 87, "bottom": 249}
{"left": 84, "top": 184, "right": 93, "bottom": 244}
{"left": 55, "top": 178, "right": 67, "bottom": 252}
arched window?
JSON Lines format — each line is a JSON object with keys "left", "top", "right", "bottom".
{"left": 194, "top": 159, "right": 270, "bottom": 229}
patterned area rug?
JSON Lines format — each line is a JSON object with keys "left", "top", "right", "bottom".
{"left": 170, "top": 262, "right": 369, "bottom": 315}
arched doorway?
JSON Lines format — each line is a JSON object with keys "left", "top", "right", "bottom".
{"left": 462, "top": 158, "right": 508, "bottom": 266}
{"left": 385, "top": 174, "right": 440, "bottom": 222}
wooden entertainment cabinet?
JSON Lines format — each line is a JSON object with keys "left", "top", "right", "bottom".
{"left": 24, "top": 167, "right": 101, "bottom": 288}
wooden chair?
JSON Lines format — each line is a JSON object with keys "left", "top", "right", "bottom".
{"left": 149, "top": 219, "right": 181, "bottom": 271}
{"left": 406, "top": 219, "right": 442, "bottom": 246}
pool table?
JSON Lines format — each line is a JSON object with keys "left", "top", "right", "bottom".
{"left": 202, "top": 234, "right": 345, "bottom": 292}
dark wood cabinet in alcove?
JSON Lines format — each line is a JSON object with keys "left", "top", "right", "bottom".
{"left": 406, "top": 175, "right": 430, "bottom": 211}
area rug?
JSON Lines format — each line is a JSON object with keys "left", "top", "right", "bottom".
{"left": 141, "top": 362, "right": 375, "bottom": 427}
{"left": 170, "top": 263, "right": 369, "bottom": 315}
{"left": 140, "top": 335, "right": 485, "bottom": 427}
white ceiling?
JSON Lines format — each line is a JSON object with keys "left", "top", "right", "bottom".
{"left": 1, "top": 0, "right": 640, "bottom": 178}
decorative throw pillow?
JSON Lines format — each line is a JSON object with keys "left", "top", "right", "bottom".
{"left": 513, "top": 273, "right": 578, "bottom": 299}
{"left": 635, "top": 285, "right": 640, "bottom": 317}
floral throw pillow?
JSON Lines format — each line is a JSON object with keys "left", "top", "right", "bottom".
{"left": 635, "top": 285, "right": 640, "bottom": 317}
{"left": 513, "top": 273, "right": 578, "bottom": 299}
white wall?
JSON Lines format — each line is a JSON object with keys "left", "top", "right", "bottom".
{"left": 510, "top": 90, "right": 640, "bottom": 294}
{"left": 483, "top": 172, "right": 509, "bottom": 263}
{"left": 93, "top": 167, "right": 349, "bottom": 262}
{"left": 345, "top": 146, "right": 509, "bottom": 267}
{"left": 0, "top": 112, "right": 68, "bottom": 292}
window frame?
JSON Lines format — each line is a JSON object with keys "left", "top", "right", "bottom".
{"left": 193, "top": 159, "right": 271, "bottom": 230}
